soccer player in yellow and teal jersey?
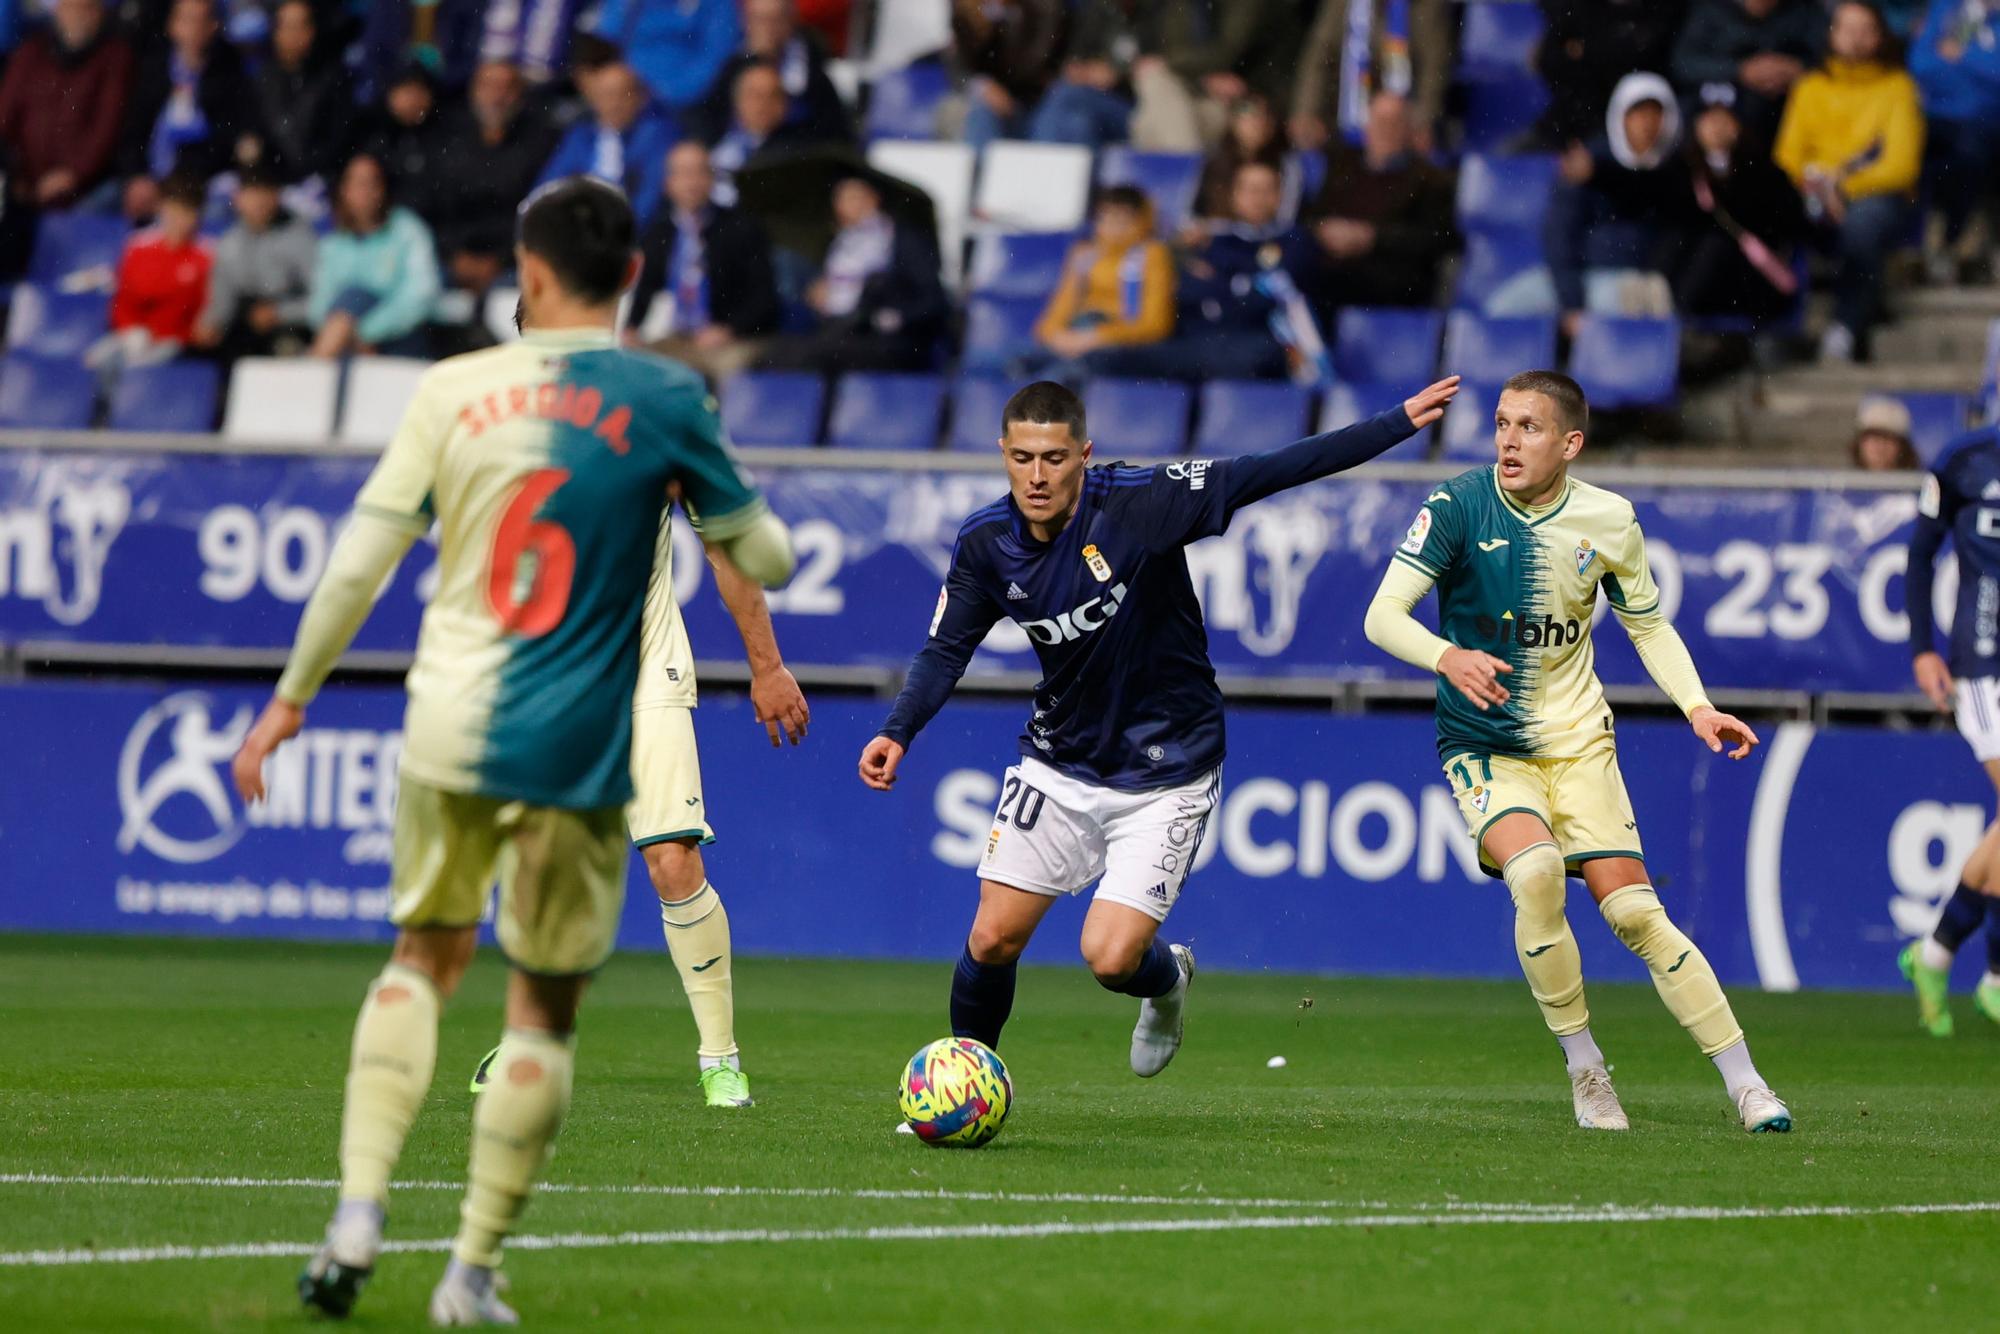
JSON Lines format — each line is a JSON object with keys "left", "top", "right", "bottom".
{"left": 1363, "top": 370, "right": 1792, "bottom": 1135}
{"left": 230, "top": 178, "right": 795, "bottom": 1326}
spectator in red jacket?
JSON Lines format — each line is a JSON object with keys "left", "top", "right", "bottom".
{"left": 89, "top": 172, "right": 212, "bottom": 380}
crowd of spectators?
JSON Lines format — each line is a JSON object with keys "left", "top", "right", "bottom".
{"left": 0, "top": 0, "right": 1992, "bottom": 428}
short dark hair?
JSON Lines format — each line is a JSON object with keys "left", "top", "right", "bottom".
{"left": 1094, "top": 184, "right": 1150, "bottom": 215}
{"left": 1502, "top": 369, "right": 1589, "bottom": 437}
{"left": 516, "top": 177, "right": 635, "bottom": 305}
{"left": 568, "top": 32, "right": 621, "bottom": 76}
{"left": 159, "top": 170, "right": 207, "bottom": 209}
{"left": 1002, "top": 380, "right": 1086, "bottom": 442}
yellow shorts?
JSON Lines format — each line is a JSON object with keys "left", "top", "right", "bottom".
{"left": 390, "top": 776, "right": 628, "bottom": 975}
{"left": 626, "top": 705, "right": 716, "bottom": 848}
{"left": 1442, "top": 733, "right": 1644, "bottom": 875}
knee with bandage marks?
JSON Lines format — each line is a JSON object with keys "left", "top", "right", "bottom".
{"left": 1501, "top": 842, "right": 1566, "bottom": 925}
{"left": 1598, "top": 884, "right": 1669, "bottom": 951}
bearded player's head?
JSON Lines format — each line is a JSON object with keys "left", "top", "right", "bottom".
{"left": 1493, "top": 370, "right": 1587, "bottom": 505}
{"left": 999, "top": 381, "right": 1093, "bottom": 536}
{"left": 514, "top": 177, "right": 640, "bottom": 332}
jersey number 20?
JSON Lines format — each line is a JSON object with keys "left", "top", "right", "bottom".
{"left": 487, "top": 468, "right": 575, "bottom": 637}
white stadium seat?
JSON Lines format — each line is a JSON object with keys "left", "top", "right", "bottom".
{"left": 868, "top": 139, "right": 975, "bottom": 289}
{"left": 973, "top": 141, "right": 1093, "bottom": 235}
{"left": 221, "top": 357, "right": 340, "bottom": 444}
{"left": 485, "top": 287, "right": 523, "bottom": 343}
{"left": 337, "top": 356, "right": 432, "bottom": 448}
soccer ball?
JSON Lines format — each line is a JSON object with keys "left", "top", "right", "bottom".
{"left": 898, "top": 1037, "right": 1012, "bottom": 1148}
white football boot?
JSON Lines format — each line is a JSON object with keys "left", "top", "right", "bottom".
{"left": 1570, "top": 1066, "right": 1630, "bottom": 1130}
{"left": 429, "top": 1260, "right": 520, "bottom": 1327}
{"left": 1736, "top": 1085, "right": 1793, "bottom": 1134}
{"left": 1130, "top": 944, "right": 1195, "bottom": 1077}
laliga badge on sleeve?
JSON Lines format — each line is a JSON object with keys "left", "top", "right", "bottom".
{"left": 1401, "top": 507, "right": 1432, "bottom": 555}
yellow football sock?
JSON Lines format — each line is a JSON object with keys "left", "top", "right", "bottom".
{"left": 339, "top": 963, "right": 441, "bottom": 1206}
{"left": 1599, "top": 885, "right": 1744, "bottom": 1056}
{"left": 1503, "top": 842, "right": 1591, "bottom": 1036}
{"left": 454, "top": 1029, "right": 574, "bottom": 1269}
{"left": 661, "top": 882, "right": 737, "bottom": 1061}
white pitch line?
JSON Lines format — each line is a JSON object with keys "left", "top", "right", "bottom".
{"left": 5, "top": 1201, "right": 1998, "bottom": 1269}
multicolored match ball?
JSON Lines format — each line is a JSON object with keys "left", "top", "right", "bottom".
{"left": 898, "top": 1037, "right": 1013, "bottom": 1148}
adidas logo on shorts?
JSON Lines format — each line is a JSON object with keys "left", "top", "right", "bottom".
{"left": 1146, "top": 882, "right": 1170, "bottom": 902}
{"left": 1006, "top": 582, "right": 1029, "bottom": 601}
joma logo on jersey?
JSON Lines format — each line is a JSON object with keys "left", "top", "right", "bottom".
{"left": 1019, "top": 583, "right": 1127, "bottom": 645}
{"left": 1475, "top": 609, "right": 1582, "bottom": 648}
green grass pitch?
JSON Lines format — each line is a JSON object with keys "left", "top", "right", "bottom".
{"left": 0, "top": 934, "right": 1992, "bottom": 1331}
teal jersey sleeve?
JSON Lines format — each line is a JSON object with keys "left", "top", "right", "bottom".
{"left": 662, "top": 383, "right": 766, "bottom": 541}
{"left": 1391, "top": 481, "right": 1466, "bottom": 578}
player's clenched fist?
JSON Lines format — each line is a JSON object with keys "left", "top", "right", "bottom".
{"left": 1437, "top": 646, "right": 1511, "bottom": 711}
{"left": 858, "top": 736, "right": 905, "bottom": 790}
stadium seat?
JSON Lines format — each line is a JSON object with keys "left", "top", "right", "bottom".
{"left": 1455, "top": 154, "right": 1559, "bottom": 236}
{"left": 1440, "top": 379, "right": 1504, "bottom": 460}
{"left": 1897, "top": 392, "right": 1974, "bottom": 465}
{"left": 1332, "top": 308, "right": 1442, "bottom": 386}
{"left": 1980, "top": 318, "right": 2000, "bottom": 426}
{"left": 1321, "top": 380, "right": 1433, "bottom": 459}
{"left": 1456, "top": 4, "right": 1551, "bottom": 151}
{"left": 338, "top": 356, "right": 432, "bottom": 447}
{"left": 221, "top": 357, "right": 341, "bottom": 443}
{"left": 864, "top": 58, "right": 951, "bottom": 141}
{"left": 1083, "top": 378, "right": 1191, "bottom": 455}
{"left": 107, "top": 358, "right": 220, "bottom": 433}
{"left": 1194, "top": 380, "right": 1312, "bottom": 455}
{"left": 27, "top": 211, "right": 129, "bottom": 286}
{"left": 0, "top": 352, "right": 96, "bottom": 429}
{"left": 1443, "top": 312, "right": 1558, "bottom": 384}
{"left": 961, "top": 293, "right": 1044, "bottom": 373}
{"left": 1095, "top": 148, "right": 1203, "bottom": 233}
{"left": 1462, "top": 80, "right": 1553, "bottom": 153}
{"left": 828, "top": 372, "right": 945, "bottom": 450}
{"left": 1454, "top": 230, "right": 1548, "bottom": 311}
{"left": 947, "top": 373, "right": 1012, "bottom": 451}
{"left": 5, "top": 284, "right": 110, "bottom": 359}
{"left": 1568, "top": 316, "right": 1680, "bottom": 410}
{"left": 974, "top": 141, "right": 1094, "bottom": 235}
{"left": 869, "top": 139, "right": 975, "bottom": 288}
{"left": 966, "top": 231, "right": 1072, "bottom": 299}
{"left": 722, "top": 370, "right": 825, "bottom": 446}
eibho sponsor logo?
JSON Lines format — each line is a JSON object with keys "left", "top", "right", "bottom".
{"left": 0, "top": 463, "right": 131, "bottom": 624}
{"left": 117, "top": 691, "right": 403, "bottom": 867}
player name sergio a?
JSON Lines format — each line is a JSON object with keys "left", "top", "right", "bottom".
{"left": 455, "top": 381, "right": 636, "bottom": 454}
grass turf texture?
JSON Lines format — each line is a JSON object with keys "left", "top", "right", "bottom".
{"left": 0, "top": 935, "right": 1990, "bottom": 1331}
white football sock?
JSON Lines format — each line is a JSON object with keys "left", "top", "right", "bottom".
{"left": 1557, "top": 1028, "right": 1605, "bottom": 1075}
{"left": 1710, "top": 1037, "right": 1766, "bottom": 1102}
{"left": 1921, "top": 938, "right": 1954, "bottom": 970}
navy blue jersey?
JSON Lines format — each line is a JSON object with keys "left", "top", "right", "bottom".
{"left": 1910, "top": 427, "right": 2000, "bottom": 676}
{"left": 878, "top": 407, "right": 1417, "bottom": 790}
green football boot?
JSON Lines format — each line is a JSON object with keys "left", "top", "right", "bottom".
{"left": 1976, "top": 975, "right": 2000, "bottom": 1029}
{"left": 700, "top": 1063, "right": 754, "bottom": 1108}
{"left": 1898, "top": 942, "right": 1954, "bottom": 1037}
{"left": 469, "top": 1044, "right": 500, "bottom": 1093}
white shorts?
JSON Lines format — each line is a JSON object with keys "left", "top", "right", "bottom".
{"left": 976, "top": 755, "right": 1221, "bottom": 923}
{"left": 1955, "top": 678, "right": 2000, "bottom": 763}
{"left": 627, "top": 706, "right": 716, "bottom": 847}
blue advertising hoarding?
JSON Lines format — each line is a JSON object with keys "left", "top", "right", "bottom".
{"left": 0, "top": 448, "right": 1941, "bottom": 694}
{"left": 0, "top": 678, "right": 1980, "bottom": 994}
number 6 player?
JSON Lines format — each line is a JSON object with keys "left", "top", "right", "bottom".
{"left": 859, "top": 377, "right": 1459, "bottom": 1079}
{"left": 1363, "top": 370, "right": 1790, "bottom": 1134}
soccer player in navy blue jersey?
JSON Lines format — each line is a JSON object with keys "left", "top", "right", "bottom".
{"left": 1904, "top": 422, "right": 2000, "bottom": 1036}
{"left": 858, "top": 376, "right": 1459, "bottom": 1077}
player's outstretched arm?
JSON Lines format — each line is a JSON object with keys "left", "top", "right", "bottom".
{"left": 706, "top": 542, "right": 808, "bottom": 747}
{"left": 864, "top": 546, "right": 1003, "bottom": 791}
{"left": 1907, "top": 475, "right": 1954, "bottom": 713}
{"left": 1207, "top": 376, "right": 1462, "bottom": 517}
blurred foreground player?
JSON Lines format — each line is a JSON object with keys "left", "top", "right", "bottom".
{"left": 1903, "top": 420, "right": 2000, "bottom": 1036}
{"left": 1364, "top": 371, "right": 1792, "bottom": 1134}
{"left": 859, "top": 376, "right": 1458, "bottom": 1085}
{"left": 231, "top": 177, "right": 793, "bottom": 1325}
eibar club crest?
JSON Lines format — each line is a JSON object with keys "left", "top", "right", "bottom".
{"left": 1575, "top": 538, "right": 1596, "bottom": 576}
{"left": 1082, "top": 543, "right": 1113, "bottom": 583}
{"left": 1471, "top": 785, "right": 1491, "bottom": 814}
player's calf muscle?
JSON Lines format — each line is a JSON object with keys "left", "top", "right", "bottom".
{"left": 390, "top": 926, "right": 477, "bottom": 997}
{"left": 642, "top": 839, "right": 707, "bottom": 901}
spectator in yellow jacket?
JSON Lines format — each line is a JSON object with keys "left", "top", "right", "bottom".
{"left": 1024, "top": 184, "right": 1175, "bottom": 377}
{"left": 1774, "top": 0, "right": 1925, "bottom": 362}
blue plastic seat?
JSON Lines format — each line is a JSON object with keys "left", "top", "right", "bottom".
{"left": 1332, "top": 308, "right": 1442, "bottom": 386}
{"left": 1095, "top": 148, "right": 1203, "bottom": 231}
{"left": 108, "top": 358, "right": 221, "bottom": 432}
{"left": 5, "top": 283, "right": 111, "bottom": 358}
{"left": 1194, "top": 380, "right": 1312, "bottom": 455}
{"left": 27, "top": 211, "right": 130, "bottom": 285}
{"left": 1082, "top": 378, "right": 1191, "bottom": 455}
{"left": 948, "top": 373, "right": 1013, "bottom": 451}
{"left": 1443, "top": 312, "right": 1558, "bottom": 383}
{"left": 1454, "top": 230, "right": 1549, "bottom": 311}
{"left": 1568, "top": 316, "right": 1680, "bottom": 410}
{"left": 827, "top": 372, "right": 945, "bottom": 450}
{"left": 1440, "top": 379, "right": 1505, "bottom": 460}
{"left": 962, "top": 294, "right": 1045, "bottom": 373}
{"left": 1897, "top": 392, "right": 1973, "bottom": 465}
{"left": 966, "top": 232, "right": 1073, "bottom": 299}
{"left": 722, "top": 370, "right": 825, "bottom": 446}
{"left": 0, "top": 352, "right": 96, "bottom": 429}
{"left": 1321, "top": 380, "right": 1432, "bottom": 458}
{"left": 1455, "top": 154, "right": 1559, "bottom": 235}
{"left": 864, "top": 59, "right": 951, "bottom": 141}
{"left": 1462, "top": 80, "right": 1553, "bottom": 153}
{"left": 1459, "top": 2, "right": 1545, "bottom": 76}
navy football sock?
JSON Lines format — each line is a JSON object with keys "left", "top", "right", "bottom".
{"left": 1104, "top": 938, "right": 1182, "bottom": 999}
{"left": 1933, "top": 884, "right": 1988, "bottom": 953}
{"left": 950, "top": 948, "right": 1016, "bottom": 1050}
{"left": 1987, "top": 896, "right": 2000, "bottom": 975}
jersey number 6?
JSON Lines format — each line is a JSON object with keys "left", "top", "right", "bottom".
{"left": 487, "top": 467, "right": 576, "bottom": 637}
